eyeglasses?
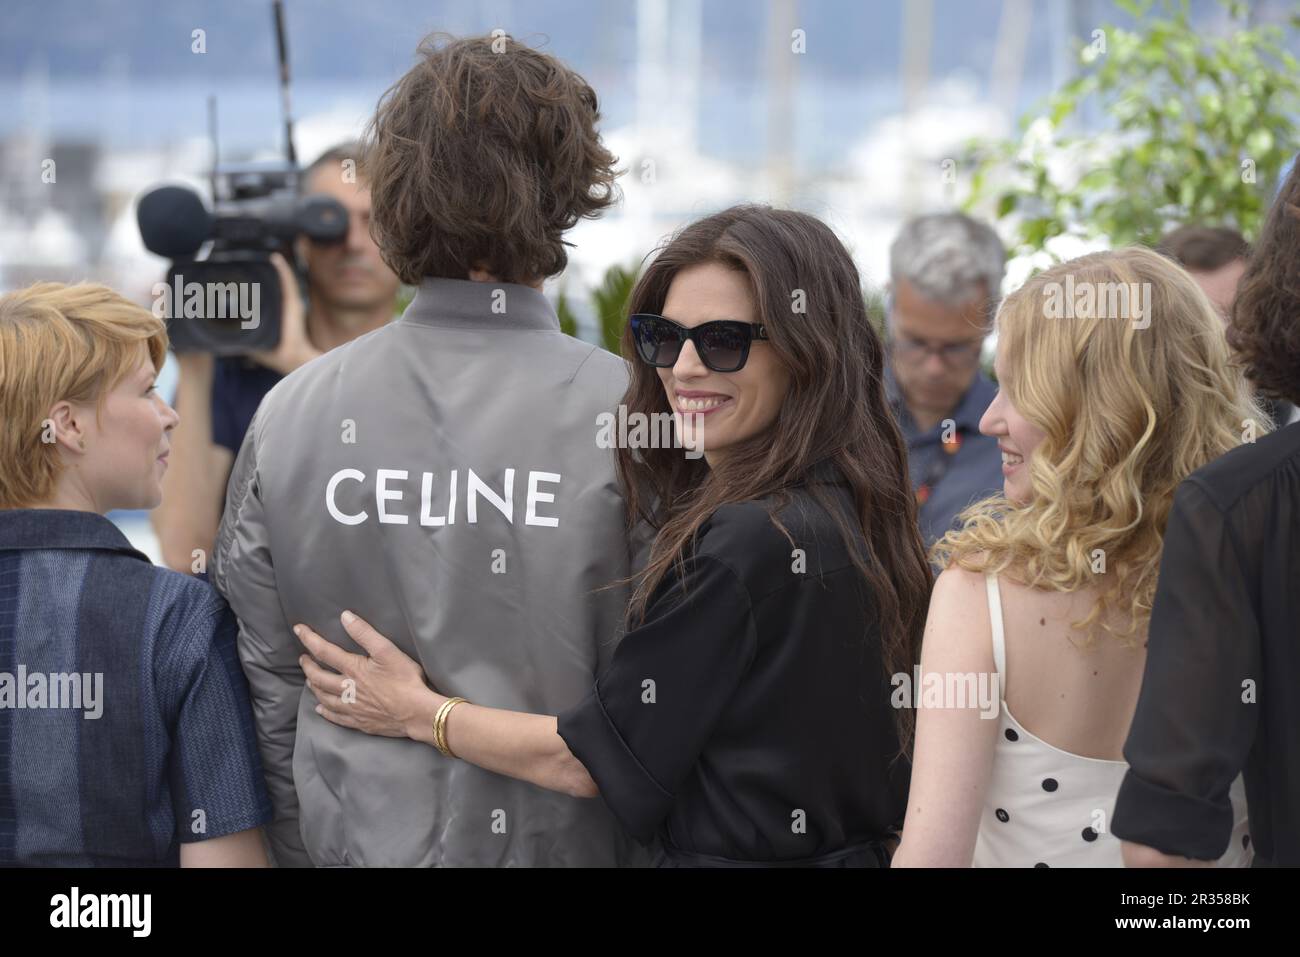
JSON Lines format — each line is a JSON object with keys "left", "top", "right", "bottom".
{"left": 629, "top": 314, "right": 771, "bottom": 373}
{"left": 888, "top": 333, "right": 984, "bottom": 369}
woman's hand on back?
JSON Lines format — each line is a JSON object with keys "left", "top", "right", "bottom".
{"left": 294, "top": 611, "right": 444, "bottom": 739}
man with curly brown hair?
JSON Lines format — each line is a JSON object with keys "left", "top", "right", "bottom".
{"left": 213, "top": 32, "right": 642, "bottom": 867}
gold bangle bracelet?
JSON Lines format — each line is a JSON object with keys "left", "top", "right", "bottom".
{"left": 432, "top": 700, "right": 449, "bottom": 756}
{"left": 431, "top": 700, "right": 446, "bottom": 755}
{"left": 433, "top": 696, "right": 468, "bottom": 758}
{"left": 432, "top": 698, "right": 452, "bottom": 756}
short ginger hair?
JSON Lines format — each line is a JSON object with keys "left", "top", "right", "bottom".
{"left": 0, "top": 282, "right": 167, "bottom": 507}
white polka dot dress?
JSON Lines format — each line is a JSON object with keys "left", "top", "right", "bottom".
{"left": 972, "top": 574, "right": 1253, "bottom": 868}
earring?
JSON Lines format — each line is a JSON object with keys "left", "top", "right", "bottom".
{"left": 78, "top": 438, "right": 85, "bottom": 451}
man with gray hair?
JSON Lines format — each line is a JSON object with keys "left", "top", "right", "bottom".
{"left": 885, "top": 212, "right": 1006, "bottom": 549}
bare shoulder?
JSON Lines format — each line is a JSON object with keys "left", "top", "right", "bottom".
{"left": 923, "top": 563, "right": 995, "bottom": 669}
{"left": 932, "top": 563, "right": 988, "bottom": 600}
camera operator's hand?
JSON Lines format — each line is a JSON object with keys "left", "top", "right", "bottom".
{"left": 175, "top": 348, "right": 215, "bottom": 382}
{"left": 250, "top": 252, "right": 323, "bottom": 375}
{"left": 152, "top": 347, "right": 223, "bottom": 574}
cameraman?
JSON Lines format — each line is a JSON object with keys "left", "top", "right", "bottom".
{"left": 152, "top": 143, "right": 401, "bottom": 573}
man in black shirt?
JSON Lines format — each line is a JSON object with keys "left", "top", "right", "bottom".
{"left": 1115, "top": 162, "right": 1300, "bottom": 868}
{"left": 151, "top": 143, "right": 401, "bottom": 573}
{"left": 1113, "top": 424, "right": 1300, "bottom": 867}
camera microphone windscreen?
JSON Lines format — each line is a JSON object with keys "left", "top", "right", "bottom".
{"left": 137, "top": 185, "right": 213, "bottom": 258}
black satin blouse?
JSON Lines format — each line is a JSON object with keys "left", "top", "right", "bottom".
{"left": 1113, "top": 422, "right": 1300, "bottom": 866}
{"left": 557, "top": 466, "right": 911, "bottom": 866}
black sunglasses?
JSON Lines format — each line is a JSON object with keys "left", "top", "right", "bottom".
{"left": 629, "top": 314, "right": 771, "bottom": 373}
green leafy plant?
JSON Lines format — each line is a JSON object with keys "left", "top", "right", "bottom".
{"left": 559, "top": 262, "right": 641, "bottom": 353}
{"left": 591, "top": 262, "right": 640, "bottom": 356}
{"left": 394, "top": 284, "right": 416, "bottom": 316}
{"left": 965, "top": 0, "right": 1300, "bottom": 256}
{"left": 555, "top": 288, "right": 578, "bottom": 337}
{"left": 864, "top": 284, "right": 887, "bottom": 338}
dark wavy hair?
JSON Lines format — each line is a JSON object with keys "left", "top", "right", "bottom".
{"left": 1229, "top": 161, "right": 1300, "bottom": 404}
{"left": 361, "top": 32, "right": 620, "bottom": 284}
{"left": 615, "top": 205, "right": 933, "bottom": 750}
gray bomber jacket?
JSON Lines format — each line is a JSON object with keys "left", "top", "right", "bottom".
{"left": 213, "top": 277, "right": 643, "bottom": 867}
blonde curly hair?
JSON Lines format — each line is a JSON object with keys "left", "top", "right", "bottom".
{"left": 931, "top": 246, "right": 1265, "bottom": 645}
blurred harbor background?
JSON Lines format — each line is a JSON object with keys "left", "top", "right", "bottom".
{"left": 2, "top": 0, "right": 1297, "bottom": 556}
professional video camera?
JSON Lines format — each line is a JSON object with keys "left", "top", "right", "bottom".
{"left": 136, "top": 1, "right": 346, "bottom": 354}
{"left": 137, "top": 168, "right": 346, "bottom": 354}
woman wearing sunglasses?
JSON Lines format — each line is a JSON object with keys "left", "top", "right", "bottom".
{"left": 292, "top": 205, "right": 932, "bottom": 866}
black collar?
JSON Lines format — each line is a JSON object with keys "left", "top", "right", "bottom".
{"left": 0, "top": 508, "right": 150, "bottom": 562}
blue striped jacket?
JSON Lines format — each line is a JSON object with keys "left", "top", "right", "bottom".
{"left": 0, "top": 508, "right": 272, "bottom": 866}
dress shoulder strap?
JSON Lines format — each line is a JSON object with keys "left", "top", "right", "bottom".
{"left": 984, "top": 573, "right": 1007, "bottom": 692}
